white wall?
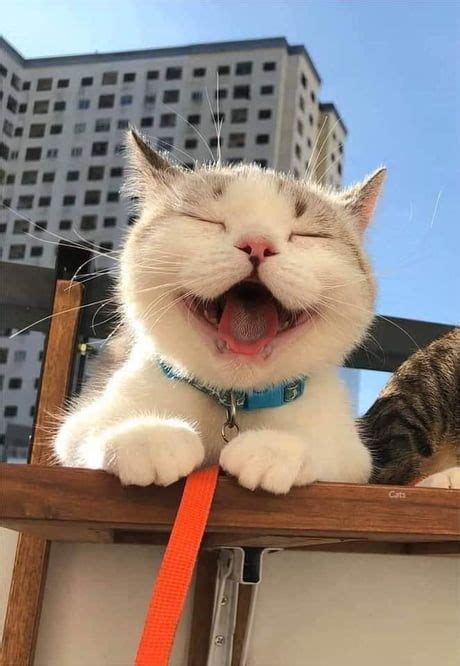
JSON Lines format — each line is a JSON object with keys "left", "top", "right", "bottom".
{"left": 1, "top": 528, "right": 458, "bottom": 665}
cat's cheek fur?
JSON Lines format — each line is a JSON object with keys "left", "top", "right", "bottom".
{"left": 219, "top": 430, "right": 318, "bottom": 494}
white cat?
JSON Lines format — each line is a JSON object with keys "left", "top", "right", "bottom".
{"left": 54, "top": 129, "right": 386, "bottom": 494}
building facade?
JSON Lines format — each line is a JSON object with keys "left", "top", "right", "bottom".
{"left": 0, "top": 36, "right": 348, "bottom": 459}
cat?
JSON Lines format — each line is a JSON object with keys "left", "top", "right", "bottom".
{"left": 54, "top": 128, "right": 386, "bottom": 494}
{"left": 362, "top": 328, "right": 459, "bottom": 489}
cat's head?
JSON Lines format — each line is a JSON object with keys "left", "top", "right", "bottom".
{"left": 120, "top": 129, "right": 385, "bottom": 389}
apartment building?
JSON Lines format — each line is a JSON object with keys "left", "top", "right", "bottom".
{"left": 0, "top": 35, "right": 348, "bottom": 459}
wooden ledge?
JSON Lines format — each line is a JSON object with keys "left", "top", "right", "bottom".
{"left": 0, "top": 464, "right": 459, "bottom": 548}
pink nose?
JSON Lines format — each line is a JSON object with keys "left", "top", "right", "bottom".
{"left": 235, "top": 237, "right": 278, "bottom": 267}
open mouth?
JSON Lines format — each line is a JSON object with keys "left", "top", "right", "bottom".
{"left": 183, "top": 281, "right": 315, "bottom": 355}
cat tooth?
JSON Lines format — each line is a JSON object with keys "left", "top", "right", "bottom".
{"left": 263, "top": 343, "right": 274, "bottom": 358}
{"left": 216, "top": 339, "right": 227, "bottom": 353}
{"left": 204, "top": 307, "right": 218, "bottom": 325}
{"left": 278, "top": 319, "right": 290, "bottom": 332}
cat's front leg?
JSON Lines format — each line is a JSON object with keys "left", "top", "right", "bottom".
{"left": 99, "top": 416, "right": 205, "bottom": 486}
{"left": 219, "top": 429, "right": 317, "bottom": 494}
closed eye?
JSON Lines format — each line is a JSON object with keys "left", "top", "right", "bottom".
{"left": 179, "top": 211, "right": 226, "bottom": 229}
{"left": 289, "top": 232, "right": 333, "bottom": 240}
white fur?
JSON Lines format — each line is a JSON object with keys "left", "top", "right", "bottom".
{"left": 54, "top": 150, "right": 383, "bottom": 493}
{"left": 416, "top": 466, "right": 460, "bottom": 489}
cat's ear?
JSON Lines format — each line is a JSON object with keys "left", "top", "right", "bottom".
{"left": 340, "top": 168, "right": 386, "bottom": 233}
{"left": 124, "top": 127, "right": 180, "bottom": 199}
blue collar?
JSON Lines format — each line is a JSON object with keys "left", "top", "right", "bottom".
{"left": 158, "top": 360, "right": 307, "bottom": 411}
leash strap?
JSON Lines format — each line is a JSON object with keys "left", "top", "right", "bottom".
{"left": 135, "top": 465, "right": 219, "bottom": 666}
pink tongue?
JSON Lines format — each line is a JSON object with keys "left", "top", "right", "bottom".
{"left": 217, "top": 292, "right": 279, "bottom": 355}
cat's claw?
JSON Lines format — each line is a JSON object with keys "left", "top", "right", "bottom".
{"left": 416, "top": 466, "right": 460, "bottom": 490}
{"left": 219, "top": 430, "right": 316, "bottom": 494}
{"left": 101, "top": 417, "right": 205, "bottom": 486}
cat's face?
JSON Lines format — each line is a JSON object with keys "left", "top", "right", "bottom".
{"left": 120, "top": 130, "right": 385, "bottom": 389}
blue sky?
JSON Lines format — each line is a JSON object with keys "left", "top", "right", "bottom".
{"left": 2, "top": 0, "right": 459, "bottom": 411}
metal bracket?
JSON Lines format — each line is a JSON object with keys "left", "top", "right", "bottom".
{"left": 206, "top": 547, "right": 281, "bottom": 666}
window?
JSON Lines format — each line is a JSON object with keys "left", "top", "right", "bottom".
{"left": 258, "top": 109, "right": 272, "bottom": 120}
{"left": 38, "top": 196, "right": 51, "bottom": 207}
{"left": 191, "top": 91, "right": 203, "bottom": 102}
{"left": 103, "top": 217, "right": 116, "bottom": 227}
{"left": 107, "top": 191, "right": 119, "bottom": 202}
{"left": 309, "top": 114, "right": 314, "bottom": 126}
{"left": 7, "top": 377, "right": 22, "bottom": 390}
{"left": 30, "top": 405, "right": 35, "bottom": 417}
{"left": 146, "top": 70, "right": 159, "bottom": 80}
{"left": 299, "top": 96, "right": 305, "bottom": 112}
{"left": 21, "top": 171, "right": 38, "bottom": 185}
{"left": 88, "top": 166, "right": 104, "bottom": 180}
{"left": 310, "top": 91, "right": 316, "bottom": 103}
{"left": 160, "top": 114, "right": 176, "bottom": 128}
{"left": 81, "top": 76, "right": 93, "bottom": 86}
{"left": 0, "top": 349, "right": 8, "bottom": 363}
{"left": 0, "top": 143, "right": 10, "bottom": 160}
{"left": 263, "top": 61, "right": 276, "bottom": 71}
{"left": 50, "top": 124, "right": 62, "bottom": 135}
{"left": 0, "top": 64, "right": 7, "bottom": 77}
{"left": 2, "top": 119, "right": 13, "bottom": 137}
{"left": 120, "top": 95, "right": 133, "bottom": 106}
{"left": 226, "top": 157, "right": 243, "bottom": 165}
{"left": 217, "top": 65, "right": 230, "bottom": 76}
{"left": 210, "top": 137, "right": 219, "bottom": 148}
{"left": 14, "top": 127, "right": 23, "bottom": 137}
{"left": 331, "top": 153, "right": 336, "bottom": 162}
{"left": 214, "top": 88, "right": 228, "bottom": 99}
{"left": 57, "top": 78, "right": 69, "bottom": 88}
{"left": 144, "top": 95, "right": 156, "bottom": 106}
{"left": 59, "top": 219, "right": 72, "bottom": 230}
{"left": 300, "top": 73, "right": 307, "bottom": 89}
{"left": 254, "top": 159, "right": 268, "bottom": 167}
{"left": 233, "top": 85, "right": 250, "bottom": 100}
{"left": 84, "top": 190, "right": 101, "bottom": 205}
{"left": 37, "top": 77, "right": 52, "bottom": 91}
{"left": 141, "top": 117, "right": 153, "bottom": 127}
{"left": 211, "top": 111, "right": 225, "bottom": 124}
{"left": 13, "top": 219, "right": 29, "bottom": 233}
{"left": 338, "top": 143, "right": 343, "bottom": 155}
{"left": 74, "top": 122, "right": 86, "bottom": 134}
{"left": 102, "top": 71, "right": 118, "bottom": 85}
{"left": 123, "top": 72, "right": 136, "bottom": 82}
{"left": 38, "top": 350, "right": 44, "bottom": 361}
{"left": 46, "top": 148, "right": 58, "bottom": 158}
{"left": 99, "top": 94, "right": 114, "bottom": 109}
{"left": 34, "top": 377, "right": 40, "bottom": 389}
{"left": 127, "top": 215, "right": 137, "bottom": 226}
{"left": 231, "top": 108, "right": 248, "bottom": 124}
{"left": 184, "top": 138, "right": 197, "bottom": 149}
{"left": 295, "top": 144, "right": 301, "bottom": 159}
{"left": 78, "top": 99, "right": 90, "bottom": 110}
{"left": 4, "top": 406, "right": 18, "bottom": 417}
{"left": 22, "top": 80, "right": 30, "bottom": 90}
{"left": 228, "top": 133, "right": 246, "bottom": 148}
{"left": 256, "top": 134, "right": 270, "bottom": 145}
{"left": 71, "top": 147, "right": 82, "bottom": 157}
{"left": 67, "top": 170, "right": 79, "bottom": 181}
{"left": 100, "top": 241, "right": 114, "bottom": 252}
{"left": 117, "top": 119, "right": 129, "bottom": 129}
{"left": 193, "top": 67, "right": 206, "bottom": 77}
{"left": 156, "top": 137, "right": 173, "bottom": 151}
{"left": 17, "top": 195, "right": 34, "bottom": 209}
{"left": 42, "top": 172, "right": 55, "bottom": 182}
{"left": 35, "top": 221, "right": 47, "bottom": 232}
{"left": 6, "top": 174, "right": 15, "bottom": 184}
{"left": 297, "top": 119, "right": 304, "bottom": 136}
{"left": 26, "top": 123, "right": 43, "bottom": 139}
{"left": 9, "top": 245, "right": 26, "bottom": 260}
{"left": 30, "top": 246, "right": 43, "bottom": 257}
{"left": 187, "top": 114, "right": 200, "bottom": 125}
{"left": 235, "top": 62, "right": 252, "bottom": 75}
{"left": 163, "top": 89, "right": 179, "bottom": 103}
{"left": 7, "top": 95, "right": 18, "bottom": 113}
{"left": 11, "top": 73, "right": 21, "bottom": 90}
{"left": 80, "top": 215, "right": 97, "bottom": 230}
{"left": 33, "top": 100, "right": 49, "bottom": 114}
{"left": 337, "top": 162, "right": 342, "bottom": 176}
{"left": 260, "top": 85, "right": 274, "bottom": 95}
{"left": 0, "top": 224, "right": 6, "bottom": 233}
{"left": 62, "top": 195, "right": 75, "bottom": 206}
{"left": 92, "top": 142, "right": 108, "bottom": 156}
{"left": 165, "top": 67, "right": 182, "bottom": 80}
{"left": 95, "top": 118, "right": 111, "bottom": 132}
{"left": 54, "top": 100, "right": 66, "bottom": 111}
{"left": 110, "top": 167, "right": 123, "bottom": 178}
{"left": 18, "top": 103, "right": 27, "bottom": 114}
{"left": 114, "top": 143, "right": 124, "bottom": 154}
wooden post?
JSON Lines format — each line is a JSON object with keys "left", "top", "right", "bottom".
{"left": 1, "top": 280, "right": 83, "bottom": 666}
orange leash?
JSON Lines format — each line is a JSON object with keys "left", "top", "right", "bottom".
{"left": 135, "top": 465, "right": 219, "bottom": 666}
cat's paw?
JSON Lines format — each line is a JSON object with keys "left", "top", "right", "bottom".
{"left": 219, "top": 429, "right": 316, "bottom": 494}
{"left": 102, "top": 417, "right": 205, "bottom": 486}
{"left": 416, "top": 466, "right": 460, "bottom": 489}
